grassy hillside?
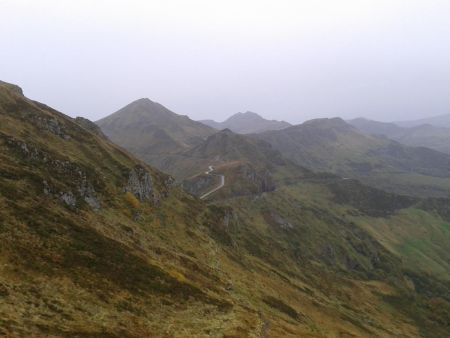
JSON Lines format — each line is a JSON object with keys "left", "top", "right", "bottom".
{"left": 254, "top": 117, "right": 450, "bottom": 197}
{"left": 96, "top": 98, "right": 216, "bottom": 170}
{"left": 215, "top": 176, "right": 450, "bottom": 338}
{"left": 1, "top": 81, "right": 449, "bottom": 337}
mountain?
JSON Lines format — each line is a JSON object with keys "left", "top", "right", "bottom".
{"left": 96, "top": 98, "right": 216, "bottom": 170}
{"left": 349, "top": 117, "right": 450, "bottom": 154}
{"left": 1, "top": 81, "right": 450, "bottom": 337}
{"left": 181, "top": 128, "right": 286, "bottom": 171}
{"left": 253, "top": 117, "right": 450, "bottom": 197}
{"left": 200, "top": 111, "right": 291, "bottom": 134}
{"left": 169, "top": 128, "right": 307, "bottom": 197}
{"left": 395, "top": 113, "right": 450, "bottom": 128}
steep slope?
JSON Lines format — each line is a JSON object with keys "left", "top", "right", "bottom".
{"left": 0, "top": 81, "right": 236, "bottom": 336}
{"left": 1, "top": 81, "right": 449, "bottom": 337}
{"left": 200, "top": 111, "right": 291, "bottom": 134}
{"left": 214, "top": 174, "right": 450, "bottom": 338}
{"left": 254, "top": 117, "right": 450, "bottom": 197}
{"left": 349, "top": 117, "right": 450, "bottom": 154}
{"left": 395, "top": 113, "right": 450, "bottom": 128}
{"left": 96, "top": 98, "right": 216, "bottom": 169}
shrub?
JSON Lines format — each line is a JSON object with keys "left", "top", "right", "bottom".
{"left": 124, "top": 192, "right": 140, "bottom": 209}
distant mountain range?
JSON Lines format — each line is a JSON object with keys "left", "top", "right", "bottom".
{"left": 394, "top": 113, "right": 450, "bottom": 128}
{"left": 253, "top": 117, "right": 450, "bottom": 197}
{"left": 349, "top": 117, "right": 450, "bottom": 154}
{"left": 199, "top": 111, "right": 291, "bottom": 134}
{"left": 96, "top": 100, "right": 450, "bottom": 198}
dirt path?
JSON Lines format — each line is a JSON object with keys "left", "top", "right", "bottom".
{"left": 200, "top": 166, "right": 225, "bottom": 199}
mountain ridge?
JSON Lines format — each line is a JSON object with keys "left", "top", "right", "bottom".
{"left": 200, "top": 111, "right": 291, "bottom": 134}
{"left": 1, "top": 81, "right": 450, "bottom": 337}
{"left": 349, "top": 117, "right": 450, "bottom": 154}
{"left": 394, "top": 113, "right": 450, "bottom": 128}
{"left": 253, "top": 117, "right": 450, "bottom": 197}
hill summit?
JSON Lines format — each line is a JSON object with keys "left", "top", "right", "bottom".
{"left": 200, "top": 111, "right": 291, "bottom": 134}
{"left": 96, "top": 98, "right": 216, "bottom": 169}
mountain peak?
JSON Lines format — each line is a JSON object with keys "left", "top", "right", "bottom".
{"left": 200, "top": 111, "right": 291, "bottom": 134}
{"left": 95, "top": 98, "right": 216, "bottom": 169}
{"left": 233, "top": 111, "right": 262, "bottom": 118}
{"left": 121, "top": 97, "right": 158, "bottom": 110}
{"left": 132, "top": 97, "right": 153, "bottom": 104}
{"left": 97, "top": 97, "right": 177, "bottom": 124}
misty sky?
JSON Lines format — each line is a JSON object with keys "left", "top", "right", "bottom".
{"left": 1, "top": 0, "right": 449, "bottom": 124}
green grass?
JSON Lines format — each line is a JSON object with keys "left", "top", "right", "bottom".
{"left": 1, "top": 82, "right": 450, "bottom": 337}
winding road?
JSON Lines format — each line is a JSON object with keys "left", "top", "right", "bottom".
{"left": 200, "top": 166, "right": 225, "bottom": 199}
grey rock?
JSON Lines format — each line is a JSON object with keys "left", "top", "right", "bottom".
{"left": 60, "top": 192, "right": 76, "bottom": 207}
{"left": 78, "top": 178, "right": 100, "bottom": 210}
{"left": 125, "top": 165, "right": 154, "bottom": 202}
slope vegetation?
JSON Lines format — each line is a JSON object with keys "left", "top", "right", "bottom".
{"left": 254, "top": 117, "right": 450, "bottom": 197}
{"left": 96, "top": 98, "right": 216, "bottom": 169}
{"left": 2, "top": 81, "right": 449, "bottom": 337}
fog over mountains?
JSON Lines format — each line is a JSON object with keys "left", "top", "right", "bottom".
{"left": 349, "top": 117, "right": 450, "bottom": 154}
{"left": 3, "top": 0, "right": 450, "bottom": 336}
{"left": 200, "top": 111, "right": 291, "bottom": 134}
{"left": 2, "top": 80, "right": 450, "bottom": 337}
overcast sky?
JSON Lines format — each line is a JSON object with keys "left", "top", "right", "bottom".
{"left": 1, "top": 0, "right": 449, "bottom": 123}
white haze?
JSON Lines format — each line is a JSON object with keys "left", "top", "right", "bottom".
{"left": 1, "top": 0, "right": 449, "bottom": 124}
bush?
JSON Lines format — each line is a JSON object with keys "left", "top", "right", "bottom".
{"left": 124, "top": 192, "right": 140, "bottom": 209}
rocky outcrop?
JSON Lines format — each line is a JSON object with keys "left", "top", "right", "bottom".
{"left": 4, "top": 134, "right": 101, "bottom": 209}
{"left": 59, "top": 191, "right": 77, "bottom": 207}
{"left": 78, "top": 177, "right": 101, "bottom": 209}
{"left": 124, "top": 165, "right": 154, "bottom": 202}
{"left": 240, "top": 165, "right": 275, "bottom": 193}
{"left": 26, "top": 113, "right": 71, "bottom": 140}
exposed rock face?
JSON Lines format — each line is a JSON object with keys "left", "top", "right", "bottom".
{"left": 60, "top": 191, "right": 76, "bottom": 207}
{"left": 4, "top": 135, "right": 101, "bottom": 210}
{"left": 27, "top": 113, "right": 70, "bottom": 140}
{"left": 240, "top": 165, "right": 275, "bottom": 193}
{"left": 125, "top": 165, "right": 154, "bottom": 202}
{"left": 78, "top": 178, "right": 101, "bottom": 209}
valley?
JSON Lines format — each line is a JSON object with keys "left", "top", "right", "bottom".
{"left": 4, "top": 2, "right": 450, "bottom": 337}
{"left": 1, "top": 81, "right": 449, "bottom": 337}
